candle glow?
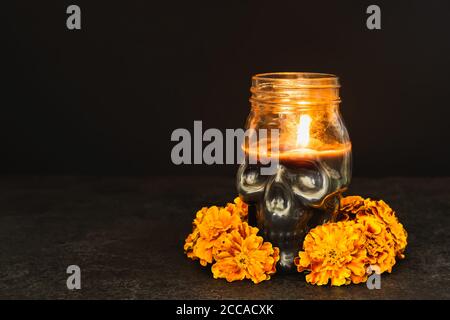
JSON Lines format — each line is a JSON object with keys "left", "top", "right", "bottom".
{"left": 296, "top": 114, "right": 312, "bottom": 148}
{"left": 238, "top": 72, "right": 352, "bottom": 272}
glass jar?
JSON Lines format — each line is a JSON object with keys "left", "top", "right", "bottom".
{"left": 236, "top": 72, "right": 352, "bottom": 272}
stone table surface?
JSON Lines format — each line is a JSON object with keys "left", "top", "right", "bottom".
{"left": 0, "top": 176, "right": 449, "bottom": 300}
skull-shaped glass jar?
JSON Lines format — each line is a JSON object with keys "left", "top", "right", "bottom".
{"left": 236, "top": 72, "right": 352, "bottom": 272}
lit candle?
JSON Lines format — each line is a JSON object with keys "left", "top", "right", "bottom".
{"left": 244, "top": 114, "right": 351, "bottom": 165}
{"left": 237, "top": 72, "right": 352, "bottom": 271}
{"left": 297, "top": 114, "right": 311, "bottom": 148}
{"left": 278, "top": 114, "right": 351, "bottom": 164}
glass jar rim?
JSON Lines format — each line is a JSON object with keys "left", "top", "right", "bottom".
{"left": 252, "top": 72, "right": 340, "bottom": 88}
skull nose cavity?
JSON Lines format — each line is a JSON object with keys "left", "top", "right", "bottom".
{"left": 264, "top": 180, "right": 292, "bottom": 217}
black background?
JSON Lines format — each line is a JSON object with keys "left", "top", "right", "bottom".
{"left": 3, "top": 0, "right": 450, "bottom": 177}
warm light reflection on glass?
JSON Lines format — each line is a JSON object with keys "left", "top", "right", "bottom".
{"left": 296, "top": 114, "right": 311, "bottom": 148}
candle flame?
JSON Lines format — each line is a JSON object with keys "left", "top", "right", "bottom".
{"left": 297, "top": 114, "right": 311, "bottom": 147}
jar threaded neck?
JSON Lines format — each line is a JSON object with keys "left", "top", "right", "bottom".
{"left": 250, "top": 72, "right": 340, "bottom": 107}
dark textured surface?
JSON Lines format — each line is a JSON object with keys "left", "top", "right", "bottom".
{"left": 0, "top": 176, "right": 449, "bottom": 299}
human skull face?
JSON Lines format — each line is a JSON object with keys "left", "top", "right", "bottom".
{"left": 237, "top": 157, "right": 347, "bottom": 271}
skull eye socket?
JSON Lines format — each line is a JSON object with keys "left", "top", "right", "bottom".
{"left": 237, "top": 163, "right": 269, "bottom": 201}
{"left": 287, "top": 161, "right": 329, "bottom": 202}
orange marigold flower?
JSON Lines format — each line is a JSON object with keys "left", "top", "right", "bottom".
{"left": 356, "top": 214, "right": 396, "bottom": 273}
{"left": 225, "top": 197, "right": 249, "bottom": 221}
{"left": 184, "top": 207, "right": 208, "bottom": 263}
{"left": 339, "top": 196, "right": 408, "bottom": 261}
{"left": 340, "top": 195, "right": 366, "bottom": 221}
{"left": 294, "top": 221, "right": 368, "bottom": 286}
{"left": 183, "top": 227, "right": 200, "bottom": 260}
{"left": 197, "top": 206, "right": 241, "bottom": 239}
{"left": 184, "top": 205, "right": 241, "bottom": 266}
{"left": 365, "top": 199, "right": 407, "bottom": 259}
{"left": 341, "top": 195, "right": 366, "bottom": 212}
{"left": 212, "top": 222, "right": 280, "bottom": 284}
